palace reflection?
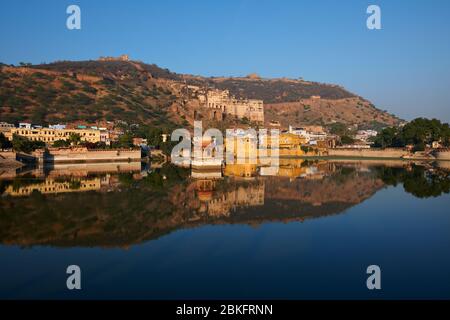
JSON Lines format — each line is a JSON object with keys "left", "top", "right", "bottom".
{"left": 0, "top": 160, "right": 449, "bottom": 248}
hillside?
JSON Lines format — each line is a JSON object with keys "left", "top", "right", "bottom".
{"left": 0, "top": 62, "right": 184, "bottom": 129}
{"left": 0, "top": 58, "right": 402, "bottom": 129}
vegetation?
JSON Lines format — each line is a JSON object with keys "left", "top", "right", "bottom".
{"left": 53, "top": 139, "right": 71, "bottom": 148}
{"left": 340, "top": 135, "right": 355, "bottom": 145}
{"left": 0, "top": 133, "right": 12, "bottom": 150}
{"left": 328, "top": 122, "right": 350, "bottom": 136}
{"left": 328, "top": 122, "right": 356, "bottom": 145}
{"left": 11, "top": 134, "right": 45, "bottom": 153}
{"left": 0, "top": 62, "right": 179, "bottom": 129}
{"left": 69, "top": 133, "right": 81, "bottom": 145}
{"left": 376, "top": 165, "right": 450, "bottom": 198}
{"left": 187, "top": 78, "right": 355, "bottom": 104}
{"left": 373, "top": 118, "right": 450, "bottom": 150}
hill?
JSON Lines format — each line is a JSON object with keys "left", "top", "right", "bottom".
{"left": 0, "top": 58, "right": 403, "bottom": 129}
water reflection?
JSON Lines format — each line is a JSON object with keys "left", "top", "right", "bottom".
{"left": 0, "top": 160, "right": 449, "bottom": 248}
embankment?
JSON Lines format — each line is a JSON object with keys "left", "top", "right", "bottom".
{"left": 327, "top": 148, "right": 407, "bottom": 159}
{"left": 434, "top": 150, "right": 450, "bottom": 161}
{"left": 33, "top": 148, "right": 142, "bottom": 163}
{"left": 0, "top": 152, "right": 24, "bottom": 169}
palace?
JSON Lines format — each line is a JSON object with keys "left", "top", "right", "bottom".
{"left": 204, "top": 89, "right": 264, "bottom": 123}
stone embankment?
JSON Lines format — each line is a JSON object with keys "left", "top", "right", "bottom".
{"left": 327, "top": 148, "right": 450, "bottom": 160}
{"left": 32, "top": 148, "right": 142, "bottom": 163}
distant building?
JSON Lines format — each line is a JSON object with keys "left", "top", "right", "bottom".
{"left": 269, "top": 120, "right": 281, "bottom": 127}
{"left": 108, "top": 129, "right": 124, "bottom": 142}
{"left": 161, "top": 134, "right": 170, "bottom": 143}
{"left": 100, "top": 130, "right": 111, "bottom": 146}
{"left": 203, "top": 89, "right": 264, "bottom": 123}
{"left": 0, "top": 122, "right": 14, "bottom": 133}
{"left": 19, "top": 122, "right": 32, "bottom": 129}
{"left": 278, "top": 133, "right": 308, "bottom": 149}
{"left": 355, "top": 130, "right": 378, "bottom": 142}
{"left": 98, "top": 54, "right": 129, "bottom": 62}
{"left": 49, "top": 124, "right": 66, "bottom": 130}
{"left": 133, "top": 137, "right": 148, "bottom": 147}
{"left": 5, "top": 127, "right": 101, "bottom": 144}
{"left": 432, "top": 141, "right": 442, "bottom": 149}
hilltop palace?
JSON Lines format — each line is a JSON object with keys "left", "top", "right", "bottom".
{"left": 193, "top": 88, "right": 264, "bottom": 124}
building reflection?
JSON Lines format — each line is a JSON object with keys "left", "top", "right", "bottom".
{"left": 1, "top": 161, "right": 144, "bottom": 197}
{"left": 0, "top": 160, "right": 449, "bottom": 248}
{"left": 193, "top": 178, "right": 265, "bottom": 218}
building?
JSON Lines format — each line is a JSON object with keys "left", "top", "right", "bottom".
{"left": 288, "top": 125, "right": 328, "bottom": 145}
{"left": 0, "top": 122, "right": 14, "bottom": 133}
{"left": 5, "top": 127, "right": 101, "bottom": 144}
{"left": 132, "top": 137, "right": 148, "bottom": 147}
{"left": 48, "top": 124, "right": 66, "bottom": 130}
{"left": 268, "top": 120, "right": 281, "bottom": 127}
{"left": 4, "top": 177, "right": 102, "bottom": 197}
{"left": 355, "top": 130, "right": 378, "bottom": 142}
{"left": 161, "top": 133, "right": 170, "bottom": 143}
{"left": 100, "top": 130, "right": 111, "bottom": 145}
{"left": 19, "top": 122, "right": 32, "bottom": 129}
{"left": 98, "top": 54, "right": 129, "bottom": 62}
{"left": 278, "top": 133, "right": 308, "bottom": 149}
{"left": 204, "top": 89, "right": 264, "bottom": 123}
{"left": 108, "top": 129, "right": 124, "bottom": 142}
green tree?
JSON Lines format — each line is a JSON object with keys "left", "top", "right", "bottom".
{"left": 373, "top": 118, "right": 450, "bottom": 149}
{"left": 116, "top": 133, "right": 134, "bottom": 148}
{"left": 53, "top": 139, "right": 71, "bottom": 148}
{"left": 329, "top": 122, "right": 348, "bottom": 136}
{"left": 69, "top": 133, "right": 81, "bottom": 145}
{"left": 340, "top": 135, "right": 355, "bottom": 145}
{"left": 0, "top": 133, "right": 12, "bottom": 150}
{"left": 11, "top": 134, "right": 45, "bottom": 153}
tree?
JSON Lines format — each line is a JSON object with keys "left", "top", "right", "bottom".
{"left": 340, "top": 135, "right": 355, "bottom": 145}
{"left": 11, "top": 134, "right": 45, "bottom": 153}
{"left": 373, "top": 118, "right": 450, "bottom": 149}
{"left": 115, "top": 133, "right": 134, "bottom": 148}
{"left": 53, "top": 139, "right": 71, "bottom": 148}
{"left": 0, "top": 133, "right": 12, "bottom": 150}
{"left": 329, "top": 122, "right": 348, "bottom": 136}
{"left": 373, "top": 127, "right": 399, "bottom": 148}
{"left": 69, "top": 133, "right": 81, "bottom": 145}
{"left": 376, "top": 165, "right": 450, "bottom": 198}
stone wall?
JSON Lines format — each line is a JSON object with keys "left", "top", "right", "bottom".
{"left": 0, "top": 151, "right": 16, "bottom": 160}
{"left": 434, "top": 150, "right": 450, "bottom": 161}
{"left": 328, "top": 148, "right": 408, "bottom": 159}
{"left": 36, "top": 148, "right": 141, "bottom": 163}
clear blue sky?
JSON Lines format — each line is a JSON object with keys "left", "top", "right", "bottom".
{"left": 1, "top": 0, "right": 449, "bottom": 122}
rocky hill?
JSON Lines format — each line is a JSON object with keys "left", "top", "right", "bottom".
{"left": 0, "top": 62, "right": 185, "bottom": 129}
{"left": 0, "top": 58, "right": 402, "bottom": 129}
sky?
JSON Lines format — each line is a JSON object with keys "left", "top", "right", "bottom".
{"left": 1, "top": 0, "right": 449, "bottom": 122}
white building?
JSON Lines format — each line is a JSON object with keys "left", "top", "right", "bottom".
{"left": 355, "top": 130, "right": 378, "bottom": 142}
{"left": 49, "top": 124, "right": 66, "bottom": 130}
{"left": 19, "top": 122, "right": 32, "bottom": 129}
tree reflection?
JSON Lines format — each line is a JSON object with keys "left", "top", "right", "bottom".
{"left": 376, "top": 165, "right": 450, "bottom": 198}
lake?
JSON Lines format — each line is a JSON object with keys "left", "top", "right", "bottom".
{"left": 0, "top": 159, "right": 449, "bottom": 299}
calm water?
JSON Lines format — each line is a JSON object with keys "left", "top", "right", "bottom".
{"left": 0, "top": 159, "right": 449, "bottom": 299}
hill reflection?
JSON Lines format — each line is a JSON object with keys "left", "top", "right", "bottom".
{"left": 0, "top": 160, "right": 449, "bottom": 248}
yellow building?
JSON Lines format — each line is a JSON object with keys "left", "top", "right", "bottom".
{"left": 224, "top": 163, "right": 258, "bottom": 178}
{"left": 225, "top": 132, "right": 309, "bottom": 160}
{"left": 278, "top": 133, "right": 308, "bottom": 149}
{"left": 5, "top": 128, "right": 101, "bottom": 144}
{"left": 4, "top": 177, "right": 102, "bottom": 197}
{"left": 225, "top": 136, "right": 258, "bottom": 161}
{"left": 261, "top": 132, "right": 307, "bottom": 148}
